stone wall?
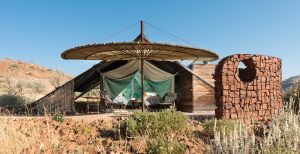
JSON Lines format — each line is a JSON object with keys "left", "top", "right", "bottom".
{"left": 192, "top": 64, "right": 216, "bottom": 112}
{"left": 214, "top": 54, "right": 282, "bottom": 120}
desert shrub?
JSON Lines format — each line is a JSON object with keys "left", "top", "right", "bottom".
{"left": 209, "top": 110, "right": 300, "bottom": 153}
{"left": 203, "top": 118, "right": 235, "bottom": 137}
{"left": 84, "top": 88, "right": 100, "bottom": 97}
{"left": 15, "top": 82, "right": 24, "bottom": 95}
{"left": 258, "top": 111, "right": 300, "bottom": 153}
{"left": 52, "top": 113, "right": 64, "bottom": 122}
{"left": 283, "top": 81, "right": 300, "bottom": 113}
{"left": 146, "top": 137, "right": 186, "bottom": 154}
{"left": 10, "top": 64, "right": 18, "bottom": 69}
{"left": 49, "top": 70, "right": 67, "bottom": 89}
{"left": 119, "top": 110, "right": 188, "bottom": 154}
{"left": 0, "top": 94, "right": 27, "bottom": 112}
{"left": 121, "top": 110, "right": 188, "bottom": 138}
{"left": 32, "top": 82, "right": 45, "bottom": 94}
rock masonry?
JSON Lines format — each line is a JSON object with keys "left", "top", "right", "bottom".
{"left": 214, "top": 54, "right": 282, "bottom": 120}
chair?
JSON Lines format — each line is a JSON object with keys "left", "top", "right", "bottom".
{"left": 146, "top": 95, "right": 161, "bottom": 107}
{"left": 101, "top": 91, "right": 125, "bottom": 112}
{"left": 162, "top": 93, "right": 177, "bottom": 109}
{"left": 144, "top": 92, "right": 158, "bottom": 107}
{"left": 101, "top": 91, "right": 114, "bottom": 111}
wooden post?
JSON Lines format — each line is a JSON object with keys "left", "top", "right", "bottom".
{"left": 141, "top": 20, "right": 144, "bottom": 41}
{"left": 141, "top": 59, "right": 145, "bottom": 112}
{"left": 97, "top": 100, "right": 99, "bottom": 113}
{"left": 86, "top": 98, "right": 89, "bottom": 113}
{"left": 140, "top": 20, "right": 145, "bottom": 112}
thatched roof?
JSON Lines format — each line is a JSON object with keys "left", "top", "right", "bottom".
{"left": 61, "top": 42, "right": 219, "bottom": 62}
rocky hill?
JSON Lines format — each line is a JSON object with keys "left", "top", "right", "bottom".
{"left": 283, "top": 75, "right": 300, "bottom": 91}
{"left": 0, "top": 59, "right": 72, "bottom": 101}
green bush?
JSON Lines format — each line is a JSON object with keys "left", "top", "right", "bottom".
{"left": 0, "top": 94, "right": 27, "bottom": 111}
{"left": 146, "top": 137, "right": 186, "bottom": 154}
{"left": 203, "top": 118, "right": 235, "bottom": 137}
{"left": 119, "top": 110, "right": 188, "bottom": 154}
{"left": 52, "top": 113, "right": 64, "bottom": 123}
{"left": 121, "top": 110, "right": 188, "bottom": 138}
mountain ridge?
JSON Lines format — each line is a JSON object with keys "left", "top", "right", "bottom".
{"left": 283, "top": 75, "right": 300, "bottom": 91}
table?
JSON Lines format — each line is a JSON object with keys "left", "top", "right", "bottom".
{"left": 129, "top": 99, "right": 139, "bottom": 109}
{"left": 83, "top": 97, "right": 101, "bottom": 113}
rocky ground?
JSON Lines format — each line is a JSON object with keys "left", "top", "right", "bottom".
{"left": 0, "top": 116, "right": 209, "bottom": 154}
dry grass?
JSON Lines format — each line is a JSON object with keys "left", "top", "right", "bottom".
{"left": 0, "top": 117, "right": 60, "bottom": 153}
{"left": 0, "top": 116, "right": 113, "bottom": 153}
{"left": 0, "top": 113, "right": 209, "bottom": 154}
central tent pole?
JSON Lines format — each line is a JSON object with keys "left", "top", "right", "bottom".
{"left": 140, "top": 20, "right": 145, "bottom": 112}
{"left": 141, "top": 59, "right": 144, "bottom": 112}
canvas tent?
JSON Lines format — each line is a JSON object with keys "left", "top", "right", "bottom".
{"left": 32, "top": 59, "right": 216, "bottom": 114}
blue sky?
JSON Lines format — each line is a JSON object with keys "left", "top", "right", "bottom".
{"left": 0, "top": 1, "right": 299, "bottom": 80}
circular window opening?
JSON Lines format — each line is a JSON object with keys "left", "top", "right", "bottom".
{"left": 237, "top": 59, "right": 256, "bottom": 82}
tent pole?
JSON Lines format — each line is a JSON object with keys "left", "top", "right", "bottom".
{"left": 140, "top": 20, "right": 145, "bottom": 112}
{"left": 141, "top": 58, "right": 145, "bottom": 112}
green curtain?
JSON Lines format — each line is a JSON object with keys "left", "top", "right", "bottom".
{"left": 122, "top": 72, "right": 154, "bottom": 101}
{"left": 103, "top": 71, "right": 173, "bottom": 103}
{"left": 103, "top": 73, "right": 135, "bottom": 99}
{"left": 146, "top": 77, "right": 173, "bottom": 97}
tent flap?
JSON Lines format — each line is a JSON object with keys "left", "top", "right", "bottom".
{"left": 103, "top": 73, "right": 135, "bottom": 99}
{"left": 102, "top": 60, "right": 175, "bottom": 102}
